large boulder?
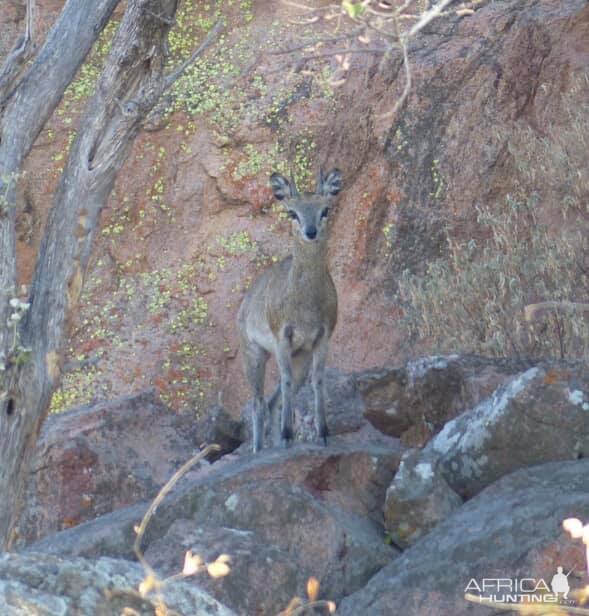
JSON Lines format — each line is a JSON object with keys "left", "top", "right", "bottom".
{"left": 29, "top": 441, "right": 402, "bottom": 614}
{"left": 428, "top": 365, "right": 589, "bottom": 498}
{"left": 19, "top": 390, "right": 201, "bottom": 546}
{"left": 0, "top": 552, "right": 235, "bottom": 616}
{"left": 356, "top": 355, "right": 551, "bottom": 445}
{"left": 384, "top": 364, "right": 589, "bottom": 543}
{"left": 340, "top": 460, "right": 589, "bottom": 616}
{"left": 383, "top": 449, "right": 462, "bottom": 548}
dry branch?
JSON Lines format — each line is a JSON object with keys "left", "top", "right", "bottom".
{"left": 524, "top": 302, "right": 589, "bottom": 323}
{"left": 272, "top": 0, "right": 485, "bottom": 116}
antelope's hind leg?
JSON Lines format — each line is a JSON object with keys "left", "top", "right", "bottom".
{"left": 269, "top": 352, "right": 312, "bottom": 447}
{"left": 242, "top": 340, "right": 269, "bottom": 453}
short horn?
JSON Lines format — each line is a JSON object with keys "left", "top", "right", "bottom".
{"left": 288, "top": 165, "right": 299, "bottom": 196}
{"left": 316, "top": 167, "right": 325, "bottom": 192}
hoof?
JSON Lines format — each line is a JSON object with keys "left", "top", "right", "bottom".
{"left": 281, "top": 426, "right": 294, "bottom": 444}
{"left": 318, "top": 425, "right": 329, "bottom": 446}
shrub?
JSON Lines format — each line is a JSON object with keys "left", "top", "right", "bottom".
{"left": 398, "top": 76, "right": 589, "bottom": 358}
{"left": 399, "top": 195, "right": 589, "bottom": 357}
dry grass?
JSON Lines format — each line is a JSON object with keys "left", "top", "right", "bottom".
{"left": 398, "top": 76, "right": 589, "bottom": 359}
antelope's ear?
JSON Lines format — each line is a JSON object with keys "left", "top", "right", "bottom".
{"left": 270, "top": 173, "right": 294, "bottom": 200}
{"left": 318, "top": 168, "right": 343, "bottom": 197}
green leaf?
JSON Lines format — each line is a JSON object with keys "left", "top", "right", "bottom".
{"left": 342, "top": 1, "right": 365, "bottom": 19}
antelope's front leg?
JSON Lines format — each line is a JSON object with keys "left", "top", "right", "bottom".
{"left": 242, "top": 340, "right": 269, "bottom": 453}
{"left": 312, "top": 333, "right": 329, "bottom": 445}
{"left": 276, "top": 326, "right": 295, "bottom": 445}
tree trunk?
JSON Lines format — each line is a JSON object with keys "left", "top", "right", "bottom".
{"left": 0, "top": 0, "right": 121, "bottom": 355}
{"left": 0, "top": 0, "right": 221, "bottom": 549}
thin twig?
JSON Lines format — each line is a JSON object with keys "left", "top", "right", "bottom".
{"left": 266, "top": 25, "right": 365, "bottom": 55}
{"left": 298, "top": 46, "right": 389, "bottom": 63}
{"left": 379, "top": 32, "right": 411, "bottom": 118}
{"left": 408, "top": 0, "right": 456, "bottom": 37}
{"left": 133, "top": 443, "right": 221, "bottom": 571}
{"left": 162, "top": 20, "right": 224, "bottom": 91}
{"left": 279, "top": 0, "right": 336, "bottom": 12}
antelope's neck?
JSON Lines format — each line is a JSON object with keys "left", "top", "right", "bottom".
{"left": 290, "top": 239, "right": 330, "bottom": 285}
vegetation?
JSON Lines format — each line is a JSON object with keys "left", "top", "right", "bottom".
{"left": 398, "top": 78, "right": 589, "bottom": 359}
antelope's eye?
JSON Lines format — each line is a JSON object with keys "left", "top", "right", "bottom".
{"left": 287, "top": 210, "right": 299, "bottom": 221}
{"left": 320, "top": 208, "right": 330, "bottom": 220}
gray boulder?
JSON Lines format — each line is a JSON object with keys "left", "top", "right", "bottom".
{"left": 429, "top": 365, "right": 589, "bottom": 498}
{"left": 0, "top": 552, "right": 235, "bottom": 615}
{"left": 384, "top": 365, "right": 589, "bottom": 543}
{"left": 340, "top": 460, "right": 589, "bottom": 615}
{"left": 384, "top": 449, "right": 462, "bottom": 548}
{"left": 29, "top": 441, "right": 402, "bottom": 614}
{"left": 355, "top": 355, "right": 541, "bottom": 444}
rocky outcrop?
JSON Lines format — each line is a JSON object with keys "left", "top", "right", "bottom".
{"left": 383, "top": 448, "right": 462, "bottom": 549}
{"left": 340, "top": 460, "right": 589, "bottom": 616}
{"left": 28, "top": 441, "right": 402, "bottom": 614}
{"left": 428, "top": 365, "right": 589, "bottom": 497}
{"left": 355, "top": 355, "right": 541, "bottom": 445}
{"left": 19, "top": 390, "right": 200, "bottom": 546}
{"left": 9, "top": 356, "right": 589, "bottom": 614}
{"left": 0, "top": 552, "right": 236, "bottom": 615}
{"left": 384, "top": 363, "right": 589, "bottom": 544}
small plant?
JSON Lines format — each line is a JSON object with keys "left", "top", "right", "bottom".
{"left": 399, "top": 77, "right": 589, "bottom": 359}
{"left": 128, "top": 444, "right": 232, "bottom": 613}
{"left": 217, "top": 230, "right": 257, "bottom": 255}
{"left": 398, "top": 194, "right": 589, "bottom": 358}
{"left": 0, "top": 297, "right": 31, "bottom": 373}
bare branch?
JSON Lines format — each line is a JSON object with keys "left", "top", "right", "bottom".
{"left": 380, "top": 32, "right": 411, "bottom": 118}
{"left": 266, "top": 25, "right": 366, "bottom": 56}
{"left": 524, "top": 301, "right": 589, "bottom": 323}
{"left": 298, "top": 46, "right": 389, "bottom": 64}
{"left": 408, "top": 0, "right": 456, "bottom": 37}
{"left": 279, "top": 1, "right": 336, "bottom": 13}
{"left": 134, "top": 444, "right": 221, "bottom": 575}
{"left": 162, "top": 19, "right": 224, "bottom": 91}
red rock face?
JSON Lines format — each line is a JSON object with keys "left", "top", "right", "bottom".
{"left": 7, "top": 0, "right": 589, "bottom": 418}
{"left": 18, "top": 390, "right": 201, "bottom": 544}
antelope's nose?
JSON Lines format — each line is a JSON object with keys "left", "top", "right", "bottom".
{"left": 305, "top": 226, "right": 317, "bottom": 240}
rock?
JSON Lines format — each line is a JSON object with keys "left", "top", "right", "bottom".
{"left": 28, "top": 441, "right": 402, "bottom": 614}
{"left": 143, "top": 485, "right": 393, "bottom": 615}
{"left": 196, "top": 403, "right": 242, "bottom": 461}
{"left": 383, "top": 364, "right": 589, "bottom": 544}
{"left": 19, "top": 390, "right": 200, "bottom": 546}
{"left": 144, "top": 522, "right": 300, "bottom": 616}
{"left": 428, "top": 365, "right": 589, "bottom": 498}
{"left": 384, "top": 449, "right": 462, "bottom": 548}
{"left": 240, "top": 368, "right": 394, "bottom": 450}
{"left": 0, "top": 552, "right": 235, "bottom": 616}
{"left": 355, "top": 355, "right": 544, "bottom": 442}
{"left": 9, "top": 0, "right": 589, "bottom": 422}
{"left": 339, "top": 460, "right": 589, "bottom": 616}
